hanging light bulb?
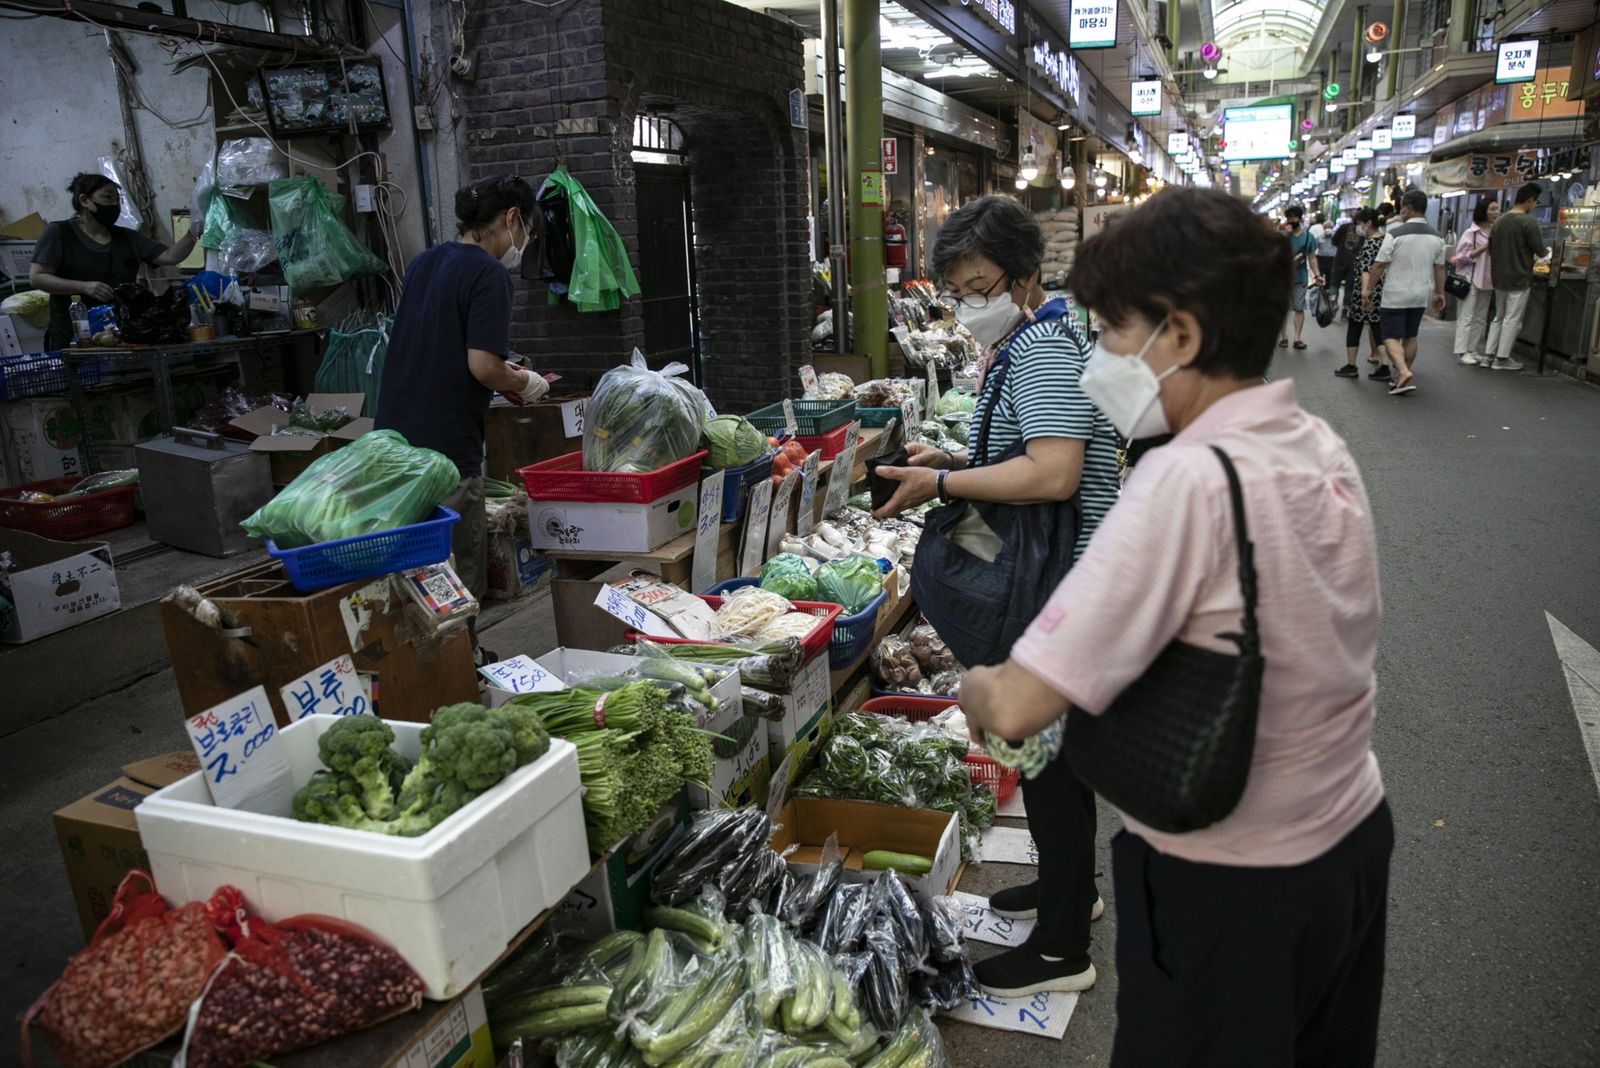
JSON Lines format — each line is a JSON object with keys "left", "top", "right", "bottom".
{"left": 1366, "top": 46, "right": 1384, "bottom": 63}
{"left": 1325, "top": 101, "right": 1339, "bottom": 113}
{"left": 1015, "top": 176, "right": 1029, "bottom": 190}
{"left": 1060, "top": 168, "right": 1076, "bottom": 190}
{"left": 1096, "top": 187, "right": 1107, "bottom": 199}
{"left": 1203, "top": 65, "right": 1218, "bottom": 80}
{"left": 1094, "top": 168, "right": 1108, "bottom": 189}
{"left": 1020, "top": 147, "right": 1040, "bottom": 182}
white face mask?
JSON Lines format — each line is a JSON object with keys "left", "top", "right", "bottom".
{"left": 1079, "top": 318, "right": 1178, "bottom": 440}
{"left": 953, "top": 285, "right": 1023, "bottom": 349}
{"left": 500, "top": 213, "right": 530, "bottom": 270}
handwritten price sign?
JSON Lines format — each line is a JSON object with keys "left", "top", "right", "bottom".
{"left": 280, "top": 655, "right": 370, "bottom": 720}
{"left": 479, "top": 654, "right": 564, "bottom": 694}
{"left": 978, "top": 825, "right": 1040, "bottom": 865}
{"left": 185, "top": 685, "right": 294, "bottom": 812}
{"left": 597, "top": 587, "right": 653, "bottom": 631}
{"left": 945, "top": 988, "right": 1076, "bottom": 1039}
{"left": 950, "top": 890, "right": 1036, "bottom": 947}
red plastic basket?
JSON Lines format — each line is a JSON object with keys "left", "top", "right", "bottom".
{"left": 632, "top": 595, "right": 842, "bottom": 664}
{"left": 858, "top": 695, "right": 1021, "bottom": 806}
{"left": 0, "top": 477, "right": 138, "bottom": 540}
{"left": 518, "top": 450, "right": 708, "bottom": 503}
{"left": 795, "top": 424, "right": 851, "bottom": 461}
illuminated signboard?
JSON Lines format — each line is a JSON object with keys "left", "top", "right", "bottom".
{"left": 1497, "top": 40, "right": 1539, "bottom": 84}
{"left": 965, "top": 0, "right": 1017, "bottom": 35}
{"left": 1372, "top": 127, "right": 1393, "bottom": 150}
{"left": 1068, "top": 0, "right": 1117, "bottom": 49}
{"left": 1131, "top": 79, "right": 1162, "bottom": 116}
{"left": 1222, "top": 103, "right": 1294, "bottom": 161}
{"left": 1392, "top": 114, "right": 1416, "bottom": 139}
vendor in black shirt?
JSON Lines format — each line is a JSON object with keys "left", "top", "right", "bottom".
{"left": 376, "top": 175, "right": 549, "bottom": 644}
{"left": 29, "top": 172, "right": 202, "bottom": 349}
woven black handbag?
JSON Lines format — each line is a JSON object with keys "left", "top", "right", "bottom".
{"left": 1061, "top": 445, "right": 1262, "bottom": 834}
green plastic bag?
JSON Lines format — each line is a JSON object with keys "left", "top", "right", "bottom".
{"left": 314, "top": 315, "right": 391, "bottom": 416}
{"left": 539, "top": 166, "right": 640, "bottom": 313}
{"left": 200, "top": 192, "right": 256, "bottom": 251}
{"left": 268, "top": 177, "right": 387, "bottom": 290}
{"left": 241, "top": 429, "right": 459, "bottom": 548}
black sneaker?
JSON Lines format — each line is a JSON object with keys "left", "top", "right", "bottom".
{"left": 973, "top": 945, "right": 1097, "bottom": 997}
{"left": 1334, "top": 364, "right": 1360, "bottom": 378}
{"left": 989, "top": 882, "right": 1039, "bottom": 919}
{"left": 1369, "top": 365, "right": 1392, "bottom": 381}
{"left": 474, "top": 646, "right": 501, "bottom": 669}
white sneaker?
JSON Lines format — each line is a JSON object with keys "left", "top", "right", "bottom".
{"left": 1491, "top": 357, "right": 1524, "bottom": 371}
{"left": 1091, "top": 896, "right": 1105, "bottom": 921}
{"left": 1457, "top": 353, "right": 1479, "bottom": 366}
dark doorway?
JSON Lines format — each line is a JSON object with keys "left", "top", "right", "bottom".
{"left": 634, "top": 163, "right": 701, "bottom": 382}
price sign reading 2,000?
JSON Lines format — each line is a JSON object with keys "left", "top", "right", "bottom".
{"left": 241, "top": 722, "right": 276, "bottom": 760}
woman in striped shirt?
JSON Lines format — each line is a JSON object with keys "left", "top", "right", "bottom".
{"left": 874, "top": 195, "right": 1121, "bottom": 998}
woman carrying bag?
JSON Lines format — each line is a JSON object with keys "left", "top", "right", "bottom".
{"left": 1453, "top": 197, "right": 1499, "bottom": 366}
{"left": 873, "top": 195, "right": 1121, "bottom": 997}
{"left": 960, "top": 189, "right": 1391, "bottom": 1067}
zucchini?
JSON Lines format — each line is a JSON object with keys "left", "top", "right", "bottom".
{"left": 861, "top": 850, "right": 933, "bottom": 875}
{"left": 862, "top": 1019, "right": 923, "bottom": 1068}
{"left": 639, "top": 960, "right": 745, "bottom": 1064}
{"left": 510, "top": 983, "right": 613, "bottom": 1012}
{"left": 499, "top": 999, "right": 610, "bottom": 1040}
{"left": 644, "top": 905, "right": 726, "bottom": 949}
{"left": 766, "top": 1050, "right": 820, "bottom": 1068}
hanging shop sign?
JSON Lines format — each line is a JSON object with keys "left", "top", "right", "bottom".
{"left": 1341, "top": 149, "right": 1360, "bottom": 167}
{"left": 860, "top": 170, "right": 883, "bottom": 207}
{"left": 1028, "top": 37, "right": 1081, "bottom": 109}
{"left": 1392, "top": 114, "right": 1416, "bottom": 140}
{"left": 1167, "top": 131, "right": 1188, "bottom": 154}
{"left": 1372, "top": 127, "right": 1393, "bottom": 150}
{"left": 881, "top": 138, "right": 898, "bottom": 175}
{"left": 1508, "top": 67, "right": 1582, "bottom": 122}
{"left": 1356, "top": 139, "right": 1374, "bottom": 159}
{"left": 1068, "top": 0, "right": 1117, "bottom": 49}
{"left": 963, "top": 0, "right": 1017, "bottom": 35}
{"left": 1314, "top": 166, "right": 1329, "bottom": 182}
{"left": 1428, "top": 151, "right": 1540, "bottom": 192}
{"left": 1497, "top": 40, "right": 1540, "bottom": 85}
{"left": 1131, "top": 79, "right": 1162, "bottom": 116}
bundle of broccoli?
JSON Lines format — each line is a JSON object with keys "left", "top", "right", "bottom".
{"left": 291, "top": 706, "right": 551, "bottom": 837}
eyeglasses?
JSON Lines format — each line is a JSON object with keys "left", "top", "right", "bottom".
{"left": 941, "top": 274, "right": 1012, "bottom": 310}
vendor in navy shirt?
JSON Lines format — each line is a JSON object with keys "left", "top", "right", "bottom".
{"left": 376, "top": 175, "right": 549, "bottom": 644}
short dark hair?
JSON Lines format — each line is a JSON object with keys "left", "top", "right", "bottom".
{"left": 1473, "top": 198, "right": 1493, "bottom": 225}
{"left": 455, "top": 175, "right": 536, "bottom": 236}
{"left": 930, "top": 196, "right": 1044, "bottom": 285}
{"left": 1284, "top": 204, "right": 1305, "bottom": 220}
{"left": 1515, "top": 182, "right": 1542, "bottom": 205}
{"left": 1378, "top": 201, "right": 1395, "bottom": 217}
{"left": 1354, "top": 208, "right": 1380, "bottom": 227}
{"left": 1066, "top": 188, "right": 1287, "bottom": 380}
{"left": 1401, "top": 189, "right": 1428, "bottom": 214}
{"left": 1314, "top": 212, "right": 1327, "bottom": 224}
{"left": 66, "top": 173, "right": 118, "bottom": 214}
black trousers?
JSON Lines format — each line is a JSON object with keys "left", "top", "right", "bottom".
{"left": 1110, "top": 799, "right": 1393, "bottom": 1068}
{"left": 1022, "top": 754, "right": 1098, "bottom": 967}
{"left": 1346, "top": 317, "right": 1380, "bottom": 351}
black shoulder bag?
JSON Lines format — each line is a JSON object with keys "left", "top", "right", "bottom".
{"left": 909, "top": 347, "right": 1082, "bottom": 669}
{"left": 1060, "top": 446, "right": 1262, "bottom": 834}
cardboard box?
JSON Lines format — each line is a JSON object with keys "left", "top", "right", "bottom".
{"left": 0, "top": 529, "right": 120, "bottom": 643}
{"left": 122, "top": 749, "right": 202, "bottom": 789}
{"left": 0, "top": 314, "right": 21, "bottom": 357}
{"left": 769, "top": 797, "right": 961, "bottom": 902}
{"left": 485, "top": 395, "right": 589, "bottom": 483}
{"left": 692, "top": 696, "right": 770, "bottom": 810}
{"left": 486, "top": 532, "right": 550, "bottom": 601}
{"left": 228, "top": 391, "right": 373, "bottom": 486}
{"left": 53, "top": 777, "right": 156, "bottom": 941}
{"left": 0, "top": 212, "right": 46, "bottom": 241}
{"left": 529, "top": 483, "right": 697, "bottom": 554}
{"left": 0, "top": 397, "right": 87, "bottom": 481}
{"left": 554, "top": 791, "right": 690, "bottom": 940}
{"left": 551, "top": 561, "right": 637, "bottom": 652}
{"left": 767, "top": 653, "right": 832, "bottom": 774}
{"left": 398, "top": 985, "right": 495, "bottom": 1068}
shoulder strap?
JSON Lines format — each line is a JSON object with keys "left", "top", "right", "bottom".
{"left": 1207, "top": 445, "right": 1259, "bottom": 655}
{"left": 973, "top": 354, "right": 1013, "bottom": 467}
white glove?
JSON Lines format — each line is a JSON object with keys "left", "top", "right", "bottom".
{"left": 515, "top": 368, "right": 550, "bottom": 404}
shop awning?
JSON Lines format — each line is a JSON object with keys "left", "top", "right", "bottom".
{"left": 1429, "top": 119, "right": 1585, "bottom": 161}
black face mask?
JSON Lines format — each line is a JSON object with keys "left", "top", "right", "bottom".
{"left": 89, "top": 201, "right": 121, "bottom": 228}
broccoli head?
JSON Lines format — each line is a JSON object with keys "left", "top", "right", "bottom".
{"left": 291, "top": 771, "right": 396, "bottom": 834}
{"left": 491, "top": 701, "right": 552, "bottom": 767}
{"left": 390, "top": 776, "right": 482, "bottom": 837}
{"left": 422, "top": 703, "right": 518, "bottom": 791}
{"left": 317, "top": 716, "right": 406, "bottom": 819}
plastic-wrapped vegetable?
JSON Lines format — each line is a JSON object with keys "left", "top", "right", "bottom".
{"left": 757, "top": 611, "right": 821, "bottom": 643}
{"left": 742, "top": 687, "right": 787, "bottom": 721}
{"left": 651, "top": 809, "right": 773, "bottom": 906}
{"left": 864, "top": 1010, "right": 948, "bottom": 1067}
{"left": 240, "top": 429, "right": 459, "bottom": 548}
{"left": 702, "top": 415, "right": 770, "bottom": 469}
{"left": 805, "top": 371, "right": 855, "bottom": 400}
{"left": 716, "top": 586, "right": 794, "bottom": 639}
{"left": 759, "top": 553, "right": 819, "bottom": 601}
{"left": 859, "top": 917, "right": 910, "bottom": 1032}
{"left": 871, "top": 635, "right": 923, "bottom": 690}
{"left": 57, "top": 469, "right": 139, "bottom": 497}
{"left": 878, "top": 873, "right": 928, "bottom": 967}
{"left": 780, "top": 834, "right": 844, "bottom": 933}
{"left": 627, "top": 636, "right": 805, "bottom": 691}
{"left": 934, "top": 388, "right": 976, "bottom": 417}
{"left": 813, "top": 555, "right": 884, "bottom": 614}
{"left": 929, "top": 669, "right": 964, "bottom": 696}
{"left": 583, "top": 350, "right": 709, "bottom": 473}
{"left": 744, "top": 911, "right": 799, "bottom": 1026}
{"left": 908, "top": 623, "right": 957, "bottom": 674}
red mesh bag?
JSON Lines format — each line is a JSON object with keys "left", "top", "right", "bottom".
{"left": 179, "top": 886, "right": 425, "bottom": 1067}
{"left": 24, "top": 871, "right": 229, "bottom": 1068}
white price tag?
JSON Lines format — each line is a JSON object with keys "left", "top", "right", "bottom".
{"left": 596, "top": 586, "right": 655, "bottom": 632}
{"left": 781, "top": 398, "right": 799, "bottom": 437}
{"left": 740, "top": 478, "right": 774, "bottom": 575}
{"left": 767, "top": 468, "right": 801, "bottom": 557}
{"left": 185, "top": 686, "right": 294, "bottom": 812}
{"left": 795, "top": 450, "right": 821, "bottom": 536}
{"left": 979, "top": 825, "right": 1040, "bottom": 865}
{"left": 900, "top": 396, "right": 919, "bottom": 430}
{"left": 822, "top": 420, "right": 862, "bottom": 517}
{"left": 560, "top": 398, "right": 587, "bottom": 439}
{"left": 879, "top": 417, "right": 899, "bottom": 455}
{"left": 943, "top": 989, "right": 1076, "bottom": 1040}
{"left": 478, "top": 654, "right": 564, "bottom": 694}
{"left": 798, "top": 364, "right": 818, "bottom": 395}
{"left": 693, "top": 470, "right": 725, "bottom": 594}
{"left": 279, "top": 655, "right": 371, "bottom": 720}
{"left": 950, "top": 890, "right": 1036, "bottom": 947}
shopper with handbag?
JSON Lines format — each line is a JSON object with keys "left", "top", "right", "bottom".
{"left": 1453, "top": 197, "right": 1499, "bottom": 366}
{"left": 872, "top": 195, "right": 1121, "bottom": 998}
{"left": 960, "top": 187, "right": 1391, "bottom": 1067}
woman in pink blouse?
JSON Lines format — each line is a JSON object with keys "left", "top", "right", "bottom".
{"left": 962, "top": 188, "right": 1391, "bottom": 1067}
{"left": 1454, "top": 197, "right": 1499, "bottom": 366}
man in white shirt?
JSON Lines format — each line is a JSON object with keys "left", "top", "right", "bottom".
{"left": 1368, "top": 190, "right": 1446, "bottom": 396}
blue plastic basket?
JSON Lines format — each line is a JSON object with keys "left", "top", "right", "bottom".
{"left": 709, "top": 452, "right": 776, "bottom": 523}
{"left": 266, "top": 506, "right": 460, "bottom": 593}
{"left": 0, "top": 351, "right": 102, "bottom": 400}
{"left": 708, "top": 577, "right": 887, "bottom": 670}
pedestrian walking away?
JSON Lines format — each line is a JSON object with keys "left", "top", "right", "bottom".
{"left": 960, "top": 188, "right": 1391, "bottom": 1068}
{"left": 870, "top": 195, "right": 1122, "bottom": 1000}
{"left": 1312, "top": 212, "right": 1336, "bottom": 288}
{"left": 1336, "top": 209, "right": 1385, "bottom": 380}
{"left": 1482, "top": 182, "right": 1552, "bottom": 372}
{"left": 1330, "top": 213, "right": 1366, "bottom": 316}
{"left": 1367, "top": 190, "right": 1446, "bottom": 395}
{"left": 1453, "top": 197, "right": 1499, "bottom": 366}
{"left": 1279, "top": 205, "right": 1323, "bottom": 350}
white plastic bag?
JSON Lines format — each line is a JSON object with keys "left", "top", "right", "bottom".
{"left": 581, "top": 350, "right": 712, "bottom": 473}
{"left": 98, "top": 155, "right": 142, "bottom": 231}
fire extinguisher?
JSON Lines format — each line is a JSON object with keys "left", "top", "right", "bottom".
{"left": 883, "top": 214, "right": 908, "bottom": 270}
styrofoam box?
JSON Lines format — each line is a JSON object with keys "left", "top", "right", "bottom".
{"left": 527, "top": 483, "right": 697, "bottom": 553}
{"left": 135, "top": 714, "right": 588, "bottom": 1000}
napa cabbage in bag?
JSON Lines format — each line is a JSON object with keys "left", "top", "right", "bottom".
{"left": 582, "top": 350, "right": 709, "bottom": 473}
{"left": 240, "top": 429, "right": 459, "bottom": 548}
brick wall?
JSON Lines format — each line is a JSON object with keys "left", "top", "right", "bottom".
{"left": 460, "top": 0, "right": 810, "bottom": 411}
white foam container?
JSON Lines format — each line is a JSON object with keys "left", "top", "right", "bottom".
{"left": 135, "top": 714, "right": 588, "bottom": 999}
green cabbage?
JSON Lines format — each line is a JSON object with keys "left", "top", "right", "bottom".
{"left": 934, "top": 388, "right": 977, "bottom": 417}
{"left": 813, "top": 555, "right": 884, "bottom": 615}
{"left": 701, "top": 415, "right": 770, "bottom": 470}
{"left": 760, "top": 553, "right": 818, "bottom": 601}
